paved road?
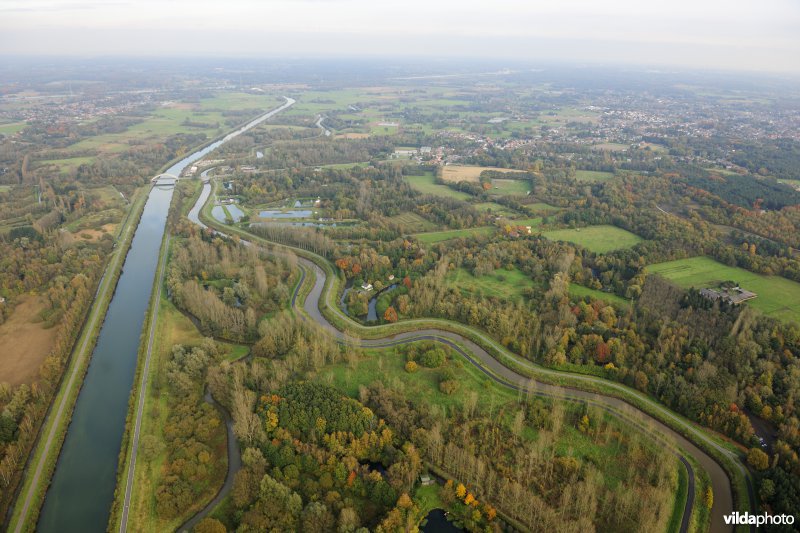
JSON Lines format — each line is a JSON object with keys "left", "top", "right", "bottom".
{"left": 10, "top": 193, "right": 143, "bottom": 533}
{"left": 187, "top": 180, "right": 753, "bottom": 532}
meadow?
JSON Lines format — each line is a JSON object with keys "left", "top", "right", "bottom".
{"left": 489, "top": 178, "right": 531, "bottom": 195}
{"left": 414, "top": 226, "right": 494, "bottom": 244}
{"left": 445, "top": 267, "right": 536, "bottom": 302}
{"left": 387, "top": 211, "right": 438, "bottom": 233}
{"left": 38, "top": 156, "right": 96, "bottom": 174}
{"left": 405, "top": 172, "right": 472, "bottom": 200}
{"left": 474, "top": 202, "right": 518, "bottom": 217}
{"left": 0, "top": 122, "right": 27, "bottom": 136}
{"left": 569, "top": 284, "right": 630, "bottom": 308}
{"left": 647, "top": 256, "right": 800, "bottom": 324}
{"left": 543, "top": 225, "right": 643, "bottom": 253}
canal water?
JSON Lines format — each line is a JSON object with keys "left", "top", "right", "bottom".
{"left": 37, "top": 98, "right": 293, "bottom": 532}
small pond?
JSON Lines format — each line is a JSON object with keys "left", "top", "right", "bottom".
{"left": 421, "top": 509, "right": 462, "bottom": 532}
{"left": 258, "top": 209, "right": 312, "bottom": 219}
{"left": 212, "top": 204, "right": 245, "bottom": 223}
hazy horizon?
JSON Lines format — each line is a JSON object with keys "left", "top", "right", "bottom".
{"left": 1, "top": 0, "right": 798, "bottom": 74}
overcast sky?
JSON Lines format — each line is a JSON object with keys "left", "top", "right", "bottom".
{"left": 1, "top": 0, "right": 798, "bottom": 72}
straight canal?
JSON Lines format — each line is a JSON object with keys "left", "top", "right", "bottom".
{"left": 36, "top": 97, "right": 294, "bottom": 532}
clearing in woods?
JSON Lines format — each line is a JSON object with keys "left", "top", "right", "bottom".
{"left": 542, "top": 225, "right": 643, "bottom": 253}
{"left": 404, "top": 172, "right": 472, "bottom": 200}
{"left": 0, "top": 295, "right": 59, "bottom": 386}
{"left": 413, "top": 226, "right": 494, "bottom": 244}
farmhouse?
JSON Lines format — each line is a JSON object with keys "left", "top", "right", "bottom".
{"left": 699, "top": 286, "right": 757, "bottom": 305}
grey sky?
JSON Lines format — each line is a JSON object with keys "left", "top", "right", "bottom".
{"left": 1, "top": 0, "right": 798, "bottom": 72}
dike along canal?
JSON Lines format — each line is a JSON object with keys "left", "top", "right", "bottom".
{"left": 36, "top": 97, "right": 294, "bottom": 533}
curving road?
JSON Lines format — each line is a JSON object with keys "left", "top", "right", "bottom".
{"left": 185, "top": 178, "right": 753, "bottom": 532}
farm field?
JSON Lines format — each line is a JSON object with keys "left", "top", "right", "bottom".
{"left": 441, "top": 165, "right": 524, "bottom": 183}
{"left": 569, "top": 284, "right": 630, "bottom": 308}
{"left": 489, "top": 178, "right": 531, "bottom": 195}
{"left": 543, "top": 225, "right": 643, "bottom": 253}
{"left": 445, "top": 267, "right": 536, "bottom": 301}
{"left": 575, "top": 170, "right": 614, "bottom": 182}
{"left": 387, "top": 211, "right": 438, "bottom": 233}
{"left": 0, "top": 295, "right": 59, "bottom": 386}
{"left": 647, "top": 256, "right": 800, "bottom": 324}
{"left": 405, "top": 172, "right": 472, "bottom": 200}
{"left": 414, "top": 226, "right": 494, "bottom": 244}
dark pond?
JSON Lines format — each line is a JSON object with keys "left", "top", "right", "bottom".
{"left": 422, "top": 509, "right": 463, "bottom": 532}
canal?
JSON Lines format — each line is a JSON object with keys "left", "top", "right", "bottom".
{"left": 37, "top": 97, "right": 294, "bottom": 532}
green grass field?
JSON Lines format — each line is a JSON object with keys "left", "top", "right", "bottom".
{"left": 38, "top": 156, "right": 96, "bottom": 174}
{"left": 446, "top": 267, "right": 536, "bottom": 301}
{"left": 543, "top": 225, "right": 643, "bottom": 253}
{"left": 473, "top": 202, "right": 518, "bottom": 217}
{"left": 647, "top": 256, "right": 800, "bottom": 324}
{"left": 387, "top": 211, "right": 438, "bottom": 233}
{"left": 489, "top": 178, "right": 531, "bottom": 195}
{"left": 405, "top": 172, "right": 472, "bottom": 200}
{"left": 414, "top": 226, "right": 494, "bottom": 244}
{"left": 0, "top": 122, "right": 26, "bottom": 136}
{"left": 569, "top": 284, "right": 630, "bottom": 308}
{"left": 575, "top": 170, "right": 614, "bottom": 182}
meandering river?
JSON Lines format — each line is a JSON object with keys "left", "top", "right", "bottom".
{"left": 36, "top": 97, "right": 294, "bottom": 532}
